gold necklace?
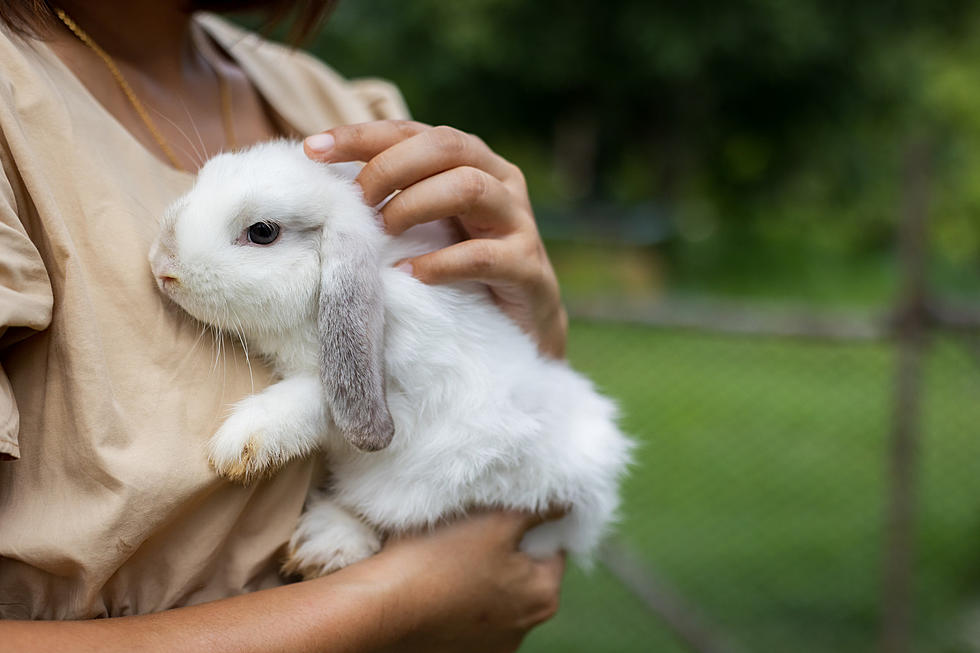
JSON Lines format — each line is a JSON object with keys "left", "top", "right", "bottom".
{"left": 54, "top": 8, "right": 236, "bottom": 172}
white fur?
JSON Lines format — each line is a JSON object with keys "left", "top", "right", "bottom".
{"left": 283, "top": 492, "right": 382, "bottom": 577}
{"left": 149, "top": 141, "right": 632, "bottom": 578}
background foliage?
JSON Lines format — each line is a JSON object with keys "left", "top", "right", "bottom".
{"left": 304, "top": 0, "right": 980, "bottom": 306}
{"left": 238, "top": 3, "right": 980, "bottom": 652}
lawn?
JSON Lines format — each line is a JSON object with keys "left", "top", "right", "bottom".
{"left": 523, "top": 322, "right": 980, "bottom": 653}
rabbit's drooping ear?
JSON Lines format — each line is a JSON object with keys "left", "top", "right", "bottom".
{"left": 318, "top": 231, "right": 395, "bottom": 452}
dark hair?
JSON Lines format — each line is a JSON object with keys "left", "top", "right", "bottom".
{"left": 0, "top": 0, "right": 52, "bottom": 37}
{"left": 0, "top": 0, "right": 338, "bottom": 44}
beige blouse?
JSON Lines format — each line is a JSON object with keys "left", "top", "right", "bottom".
{"left": 0, "top": 14, "right": 409, "bottom": 619}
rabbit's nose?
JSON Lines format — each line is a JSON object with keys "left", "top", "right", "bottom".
{"left": 153, "top": 264, "right": 182, "bottom": 295}
{"left": 157, "top": 274, "right": 180, "bottom": 291}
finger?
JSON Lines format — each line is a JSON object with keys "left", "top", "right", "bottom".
{"left": 534, "top": 550, "right": 567, "bottom": 582}
{"left": 304, "top": 120, "right": 430, "bottom": 162}
{"left": 380, "top": 166, "right": 519, "bottom": 236}
{"left": 402, "top": 238, "right": 528, "bottom": 287}
{"left": 357, "top": 126, "right": 515, "bottom": 205}
{"left": 521, "top": 505, "right": 572, "bottom": 532}
{"left": 496, "top": 507, "right": 572, "bottom": 547}
{"left": 525, "top": 551, "right": 565, "bottom": 626}
{"left": 477, "top": 508, "right": 572, "bottom": 551}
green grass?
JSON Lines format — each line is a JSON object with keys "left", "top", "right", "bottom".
{"left": 522, "top": 322, "right": 980, "bottom": 653}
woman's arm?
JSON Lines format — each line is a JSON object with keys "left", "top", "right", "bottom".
{"left": 304, "top": 121, "right": 568, "bottom": 359}
{"left": 0, "top": 511, "right": 563, "bottom": 653}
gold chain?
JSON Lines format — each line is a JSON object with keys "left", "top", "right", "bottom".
{"left": 54, "top": 8, "right": 236, "bottom": 172}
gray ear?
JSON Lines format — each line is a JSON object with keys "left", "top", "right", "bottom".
{"left": 318, "top": 232, "right": 395, "bottom": 452}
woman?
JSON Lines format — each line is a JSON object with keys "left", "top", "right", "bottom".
{"left": 0, "top": 1, "right": 568, "bottom": 650}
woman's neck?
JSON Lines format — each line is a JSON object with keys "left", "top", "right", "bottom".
{"left": 42, "top": 1, "right": 283, "bottom": 171}
{"left": 51, "top": 1, "right": 197, "bottom": 82}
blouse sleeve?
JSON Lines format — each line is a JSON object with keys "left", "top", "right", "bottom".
{"left": 0, "top": 153, "right": 54, "bottom": 461}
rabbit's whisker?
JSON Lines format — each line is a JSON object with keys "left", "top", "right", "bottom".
{"left": 185, "top": 319, "right": 209, "bottom": 364}
{"left": 177, "top": 97, "right": 208, "bottom": 167}
{"left": 230, "top": 311, "right": 255, "bottom": 394}
{"left": 115, "top": 188, "right": 158, "bottom": 229}
{"left": 218, "top": 308, "right": 231, "bottom": 403}
{"left": 151, "top": 104, "right": 206, "bottom": 170}
{"left": 207, "top": 322, "right": 222, "bottom": 378}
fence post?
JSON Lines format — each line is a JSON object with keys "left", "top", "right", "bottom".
{"left": 599, "top": 538, "right": 741, "bottom": 653}
{"left": 879, "top": 141, "right": 931, "bottom": 653}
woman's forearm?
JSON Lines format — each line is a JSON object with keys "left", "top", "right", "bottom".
{"left": 0, "top": 555, "right": 407, "bottom": 653}
{"left": 0, "top": 511, "right": 564, "bottom": 653}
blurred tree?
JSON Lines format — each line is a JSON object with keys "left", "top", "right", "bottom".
{"left": 241, "top": 0, "right": 980, "bottom": 301}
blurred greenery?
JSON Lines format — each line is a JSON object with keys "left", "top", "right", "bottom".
{"left": 232, "top": 5, "right": 980, "bottom": 651}
{"left": 518, "top": 322, "right": 980, "bottom": 653}
{"left": 296, "top": 0, "right": 980, "bottom": 306}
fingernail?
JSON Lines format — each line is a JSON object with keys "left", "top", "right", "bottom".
{"left": 305, "top": 133, "right": 335, "bottom": 154}
{"left": 395, "top": 261, "right": 414, "bottom": 276}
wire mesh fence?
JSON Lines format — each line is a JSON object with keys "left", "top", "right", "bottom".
{"left": 513, "top": 140, "right": 980, "bottom": 653}
{"left": 522, "top": 315, "right": 980, "bottom": 653}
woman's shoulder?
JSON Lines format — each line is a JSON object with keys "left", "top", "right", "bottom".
{"left": 195, "top": 13, "right": 410, "bottom": 131}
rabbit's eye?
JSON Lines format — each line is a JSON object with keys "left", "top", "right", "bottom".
{"left": 247, "top": 221, "right": 280, "bottom": 245}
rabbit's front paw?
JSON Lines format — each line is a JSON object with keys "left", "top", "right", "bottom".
{"left": 206, "top": 377, "right": 325, "bottom": 484}
{"left": 207, "top": 408, "right": 283, "bottom": 484}
{"left": 282, "top": 502, "right": 381, "bottom": 579}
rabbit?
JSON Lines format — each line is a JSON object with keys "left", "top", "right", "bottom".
{"left": 148, "top": 140, "right": 632, "bottom": 579}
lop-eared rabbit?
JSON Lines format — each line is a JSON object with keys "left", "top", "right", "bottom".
{"left": 149, "top": 141, "right": 632, "bottom": 578}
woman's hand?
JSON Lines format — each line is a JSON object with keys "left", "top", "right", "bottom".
{"left": 305, "top": 121, "right": 568, "bottom": 358}
{"left": 371, "top": 509, "right": 567, "bottom": 653}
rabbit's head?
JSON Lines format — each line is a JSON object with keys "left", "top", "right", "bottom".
{"left": 149, "top": 140, "right": 394, "bottom": 452}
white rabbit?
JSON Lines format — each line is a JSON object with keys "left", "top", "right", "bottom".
{"left": 148, "top": 140, "right": 632, "bottom": 578}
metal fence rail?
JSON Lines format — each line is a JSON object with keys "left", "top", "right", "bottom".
{"left": 552, "top": 143, "right": 980, "bottom": 653}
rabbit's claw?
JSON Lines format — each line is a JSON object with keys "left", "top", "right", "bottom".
{"left": 207, "top": 410, "right": 282, "bottom": 484}
{"left": 282, "top": 501, "right": 381, "bottom": 579}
